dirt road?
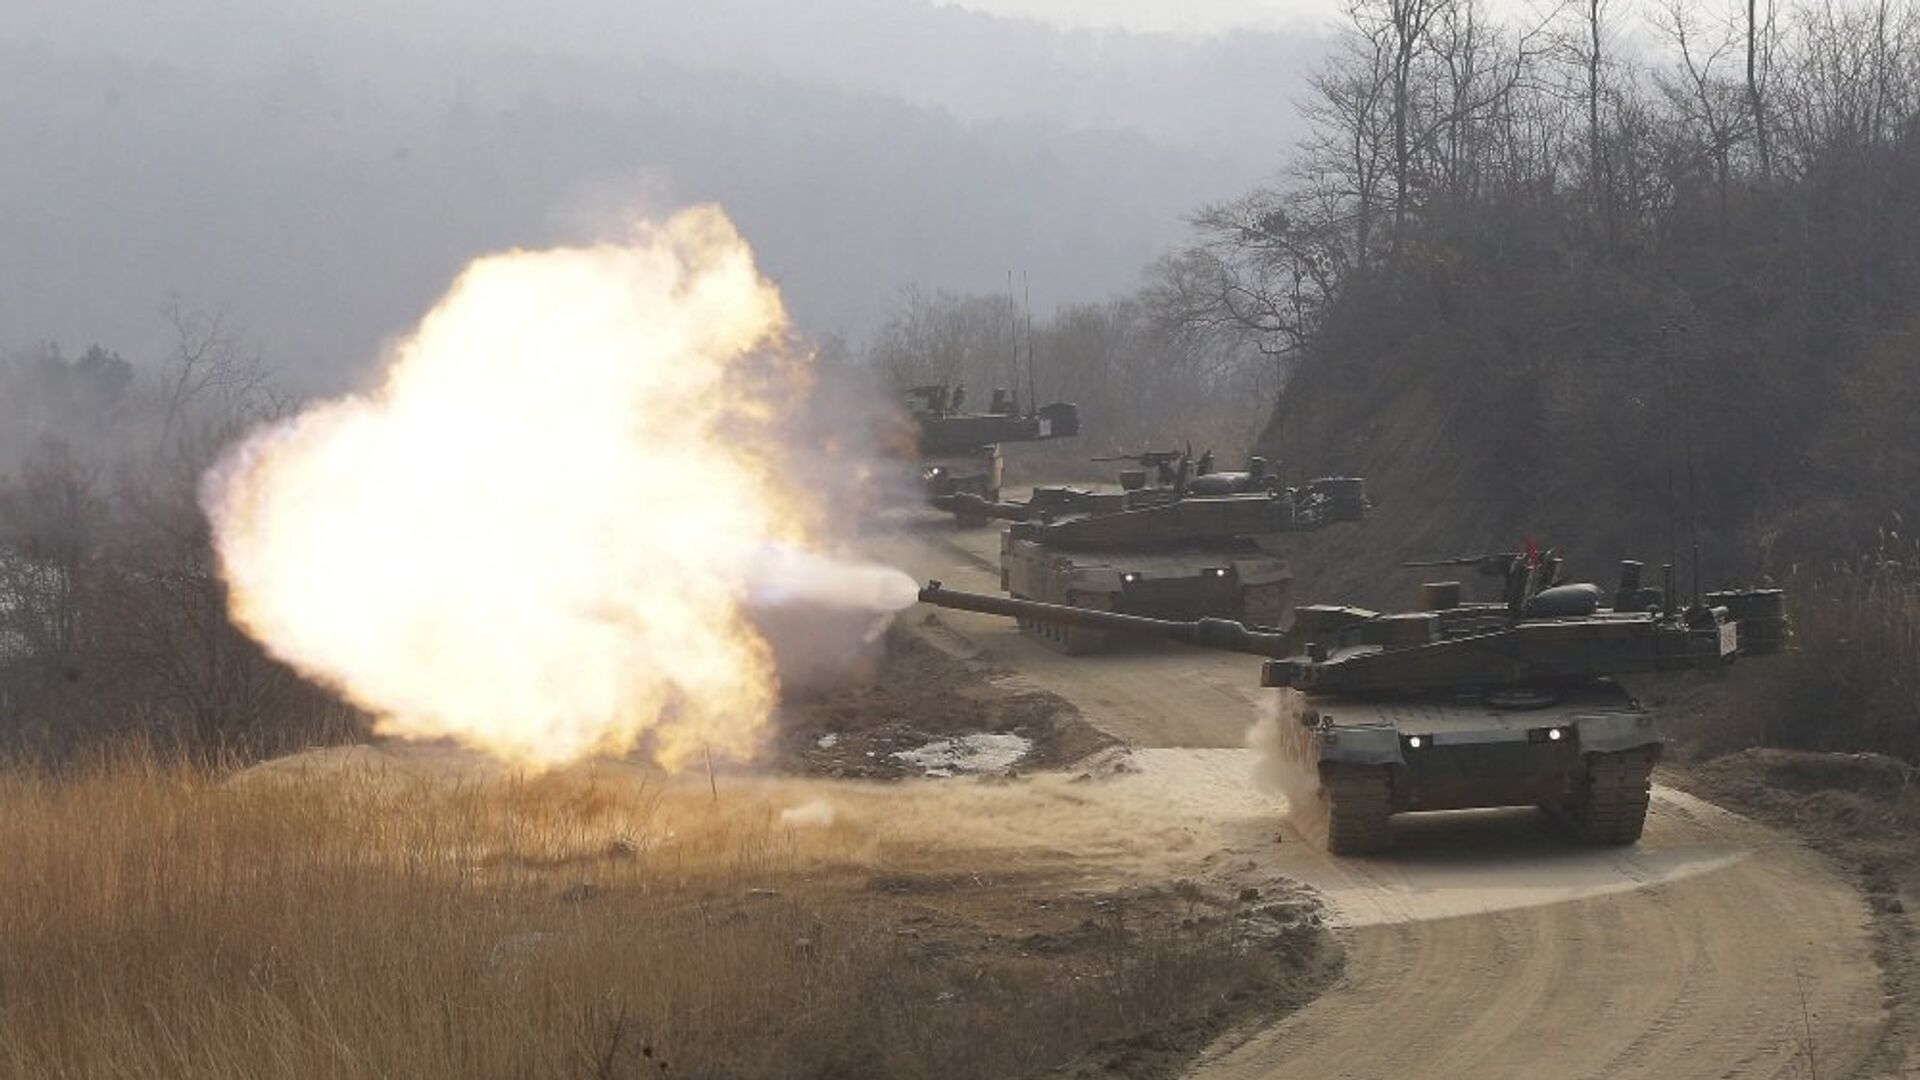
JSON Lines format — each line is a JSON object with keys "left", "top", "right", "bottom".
{"left": 881, "top": 520, "right": 1895, "bottom": 1079}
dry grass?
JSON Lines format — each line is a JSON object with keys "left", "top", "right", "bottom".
{"left": 1742, "top": 542, "right": 1920, "bottom": 759}
{"left": 0, "top": 746, "right": 1308, "bottom": 1080}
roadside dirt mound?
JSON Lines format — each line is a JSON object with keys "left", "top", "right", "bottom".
{"left": 775, "top": 628, "right": 1119, "bottom": 779}
{"left": 1695, "top": 746, "right": 1915, "bottom": 800}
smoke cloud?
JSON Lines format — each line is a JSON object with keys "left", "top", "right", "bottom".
{"left": 203, "top": 206, "right": 915, "bottom": 770}
{"left": 1247, "top": 692, "right": 1327, "bottom": 843}
{"left": 778, "top": 798, "right": 838, "bottom": 829}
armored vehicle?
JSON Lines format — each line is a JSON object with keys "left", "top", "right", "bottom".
{"left": 961, "top": 452, "right": 1368, "bottom": 653}
{"left": 929, "top": 448, "right": 1195, "bottom": 524}
{"left": 917, "top": 554, "right": 1786, "bottom": 853}
{"left": 904, "top": 384, "right": 1080, "bottom": 519}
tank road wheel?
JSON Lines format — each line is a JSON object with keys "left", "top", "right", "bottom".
{"left": 1556, "top": 750, "right": 1655, "bottom": 846}
{"left": 1322, "top": 766, "right": 1394, "bottom": 855}
{"left": 1238, "top": 580, "right": 1293, "bottom": 630}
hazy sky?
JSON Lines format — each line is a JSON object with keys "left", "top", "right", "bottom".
{"left": 954, "top": 0, "right": 1342, "bottom": 34}
{"left": 3, "top": 0, "right": 1337, "bottom": 388}
{"left": 956, "top": 0, "right": 1545, "bottom": 33}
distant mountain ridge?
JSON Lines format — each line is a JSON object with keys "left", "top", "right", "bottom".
{"left": 2, "top": 0, "right": 1322, "bottom": 388}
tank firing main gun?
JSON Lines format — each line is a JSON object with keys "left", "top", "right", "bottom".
{"left": 928, "top": 492, "right": 1036, "bottom": 523}
{"left": 921, "top": 566, "right": 1785, "bottom": 854}
{"left": 918, "top": 568, "right": 1785, "bottom": 696}
{"left": 918, "top": 581, "right": 1295, "bottom": 655}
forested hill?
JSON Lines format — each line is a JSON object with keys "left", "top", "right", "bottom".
{"left": 1145, "top": 0, "right": 1920, "bottom": 596}
{"left": 1175, "top": 0, "right": 1920, "bottom": 757}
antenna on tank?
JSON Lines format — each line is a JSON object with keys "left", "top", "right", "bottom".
{"left": 1661, "top": 316, "right": 1704, "bottom": 608}
{"left": 1660, "top": 322, "right": 1680, "bottom": 606}
{"left": 1023, "top": 271, "right": 1036, "bottom": 415}
{"left": 1006, "top": 270, "right": 1020, "bottom": 410}
{"left": 1682, "top": 351, "right": 1702, "bottom": 607}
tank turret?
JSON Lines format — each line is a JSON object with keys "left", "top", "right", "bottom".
{"left": 903, "top": 384, "right": 1080, "bottom": 520}
{"left": 986, "top": 454, "right": 1367, "bottom": 653}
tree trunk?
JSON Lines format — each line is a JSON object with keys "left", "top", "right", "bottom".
{"left": 1748, "top": 0, "right": 1772, "bottom": 182}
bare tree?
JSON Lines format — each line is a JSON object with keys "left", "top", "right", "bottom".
{"left": 1297, "top": 13, "right": 1398, "bottom": 267}
{"left": 157, "top": 301, "right": 272, "bottom": 446}
{"left": 1369, "top": 0, "right": 1449, "bottom": 252}
{"left": 1148, "top": 192, "right": 1341, "bottom": 366}
{"left": 1572, "top": 0, "right": 1620, "bottom": 238}
{"left": 1749, "top": 0, "right": 1778, "bottom": 180}
{"left": 866, "top": 287, "right": 1022, "bottom": 402}
{"left": 1655, "top": 0, "right": 1749, "bottom": 213}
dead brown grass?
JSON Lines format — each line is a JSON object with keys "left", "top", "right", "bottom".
{"left": 0, "top": 747, "right": 1319, "bottom": 1080}
{"left": 1736, "top": 542, "right": 1920, "bottom": 759}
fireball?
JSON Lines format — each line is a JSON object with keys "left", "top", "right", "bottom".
{"left": 204, "top": 206, "right": 906, "bottom": 769}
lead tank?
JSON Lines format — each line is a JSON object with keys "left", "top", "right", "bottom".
{"left": 917, "top": 554, "right": 1786, "bottom": 854}
{"left": 983, "top": 454, "right": 1368, "bottom": 653}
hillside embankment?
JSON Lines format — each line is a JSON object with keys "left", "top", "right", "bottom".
{"left": 1239, "top": 148, "right": 1920, "bottom": 1072}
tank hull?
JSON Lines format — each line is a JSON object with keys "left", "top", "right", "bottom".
{"left": 1268, "top": 681, "right": 1661, "bottom": 853}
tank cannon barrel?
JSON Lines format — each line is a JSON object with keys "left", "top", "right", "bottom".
{"left": 917, "top": 581, "right": 1295, "bottom": 658}
{"left": 1091, "top": 449, "right": 1182, "bottom": 465}
{"left": 929, "top": 493, "right": 1033, "bottom": 522}
{"left": 1403, "top": 553, "right": 1522, "bottom": 572}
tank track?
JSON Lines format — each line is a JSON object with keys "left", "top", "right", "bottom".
{"left": 1556, "top": 749, "right": 1656, "bottom": 845}
{"left": 1322, "top": 765, "right": 1394, "bottom": 855}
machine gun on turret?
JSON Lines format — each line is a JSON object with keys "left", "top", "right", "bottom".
{"left": 1403, "top": 548, "right": 1567, "bottom": 617}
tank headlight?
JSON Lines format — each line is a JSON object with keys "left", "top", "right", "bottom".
{"left": 1548, "top": 727, "right": 1565, "bottom": 741}
{"left": 1205, "top": 567, "right": 1229, "bottom": 577}
{"left": 1122, "top": 572, "right": 1141, "bottom": 583}
{"left": 1407, "top": 735, "right": 1425, "bottom": 749}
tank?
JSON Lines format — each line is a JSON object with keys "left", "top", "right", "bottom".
{"left": 929, "top": 448, "right": 1192, "bottom": 524}
{"left": 988, "top": 454, "right": 1368, "bottom": 654}
{"left": 916, "top": 553, "right": 1787, "bottom": 854}
{"left": 903, "top": 384, "right": 1080, "bottom": 520}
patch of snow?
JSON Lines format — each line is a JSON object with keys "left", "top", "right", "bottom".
{"left": 891, "top": 733, "right": 1032, "bottom": 777}
{"left": 815, "top": 733, "right": 839, "bottom": 749}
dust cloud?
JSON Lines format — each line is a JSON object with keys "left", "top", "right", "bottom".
{"left": 1247, "top": 692, "right": 1327, "bottom": 842}
{"left": 778, "top": 798, "right": 838, "bottom": 829}
{"left": 202, "top": 206, "right": 915, "bottom": 771}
